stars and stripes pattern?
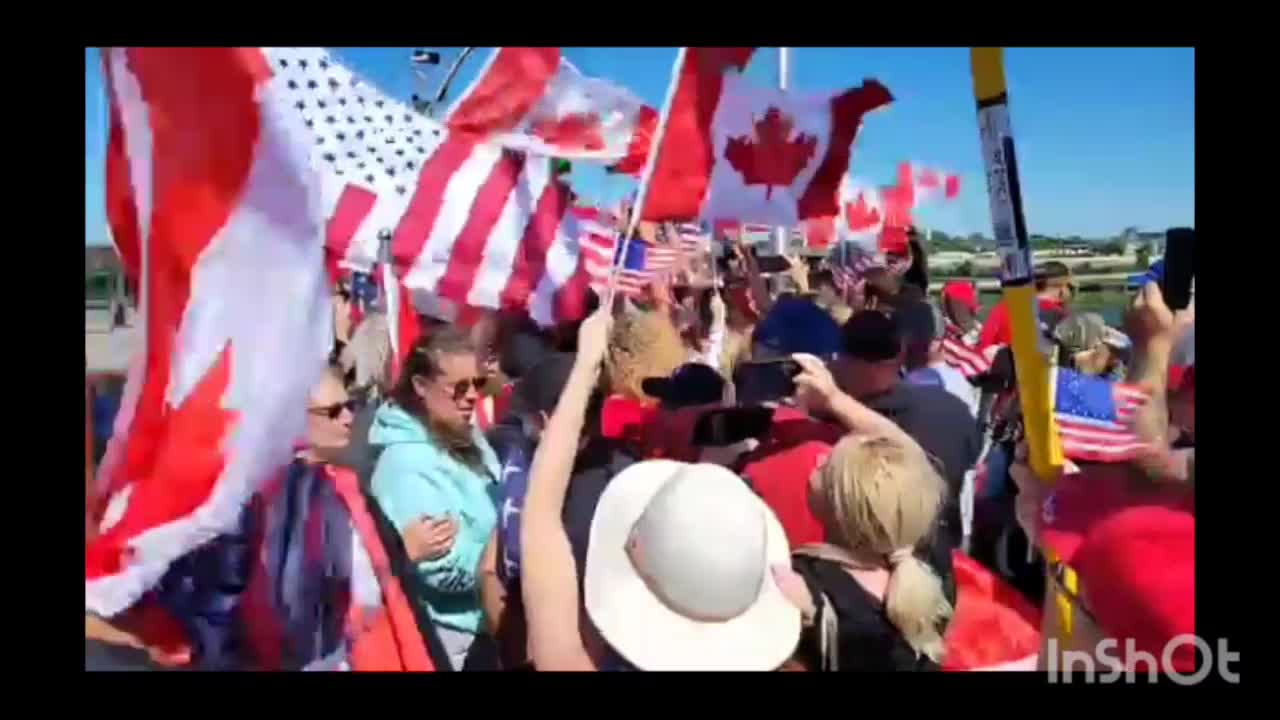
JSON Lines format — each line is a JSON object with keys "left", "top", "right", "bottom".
{"left": 614, "top": 240, "right": 681, "bottom": 298}
{"left": 941, "top": 322, "right": 992, "bottom": 379}
{"left": 270, "top": 47, "right": 593, "bottom": 327}
{"left": 574, "top": 206, "right": 621, "bottom": 298}
{"left": 671, "top": 222, "right": 711, "bottom": 255}
{"left": 1054, "top": 368, "right": 1151, "bottom": 463}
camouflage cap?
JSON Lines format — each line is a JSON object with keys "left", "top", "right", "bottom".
{"left": 1054, "top": 312, "right": 1129, "bottom": 355}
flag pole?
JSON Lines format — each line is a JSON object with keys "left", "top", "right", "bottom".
{"left": 969, "top": 48, "right": 1061, "bottom": 484}
{"left": 378, "top": 229, "right": 399, "bottom": 359}
{"left": 605, "top": 47, "right": 688, "bottom": 309}
{"left": 773, "top": 47, "right": 790, "bottom": 258}
{"left": 970, "top": 48, "right": 1068, "bottom": 653}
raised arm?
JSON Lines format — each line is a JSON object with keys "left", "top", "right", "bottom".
{"left": 521, "top": 308, "right": 612, "bottom": 671}
{"left": 791, "top": 353, "right": 914, "bottom": 445}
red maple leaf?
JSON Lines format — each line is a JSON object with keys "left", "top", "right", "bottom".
{"left": 723, "top": 108, "right": 817, "bottom": 199}
{"left": 530, "top": 112, "right": 606, "bottom": 152}
{"left": 845, "top": 191, "right": 882, "bottom": 232}
{"left": 86, "top": 344, "right": 239, "bottom": 578}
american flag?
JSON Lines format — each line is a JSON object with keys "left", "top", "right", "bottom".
{"left": 614, "top": 239, "right": 680, "bottom": 298}
{"left": 1054, "top": 368, "right": 1150, "bottom": 463}
{"left": 671, "top": 222, "right": 711, "bottom": 256}
{"left": 271, "top": 47, "right": 592, "bottom": 327}
{"left": 575, "top": 206, "right": 620, "bottom": 298}
{"left": 941, "top": 322, "right": 992, "bottom": 379}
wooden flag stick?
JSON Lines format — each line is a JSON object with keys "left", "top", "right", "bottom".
{"left": 606, "top": 48, "right": 688, "bottom": 309}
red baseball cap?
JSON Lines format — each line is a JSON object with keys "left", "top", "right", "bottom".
{"left": 1040, "top": 465, "right": 1190, "bottom": 567}
{"left": 1073, "top": 504, "right": 1196, "bottom": 672}
{"left": 738, "top": 407, "right": 844, "bottom": 548}
{"left": 942, "top": 281, "right": 980, "bottom": 312}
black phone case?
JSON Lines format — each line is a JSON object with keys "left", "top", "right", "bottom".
{"left": 1162, "top": 227, "right": 1194, "bottom": 311}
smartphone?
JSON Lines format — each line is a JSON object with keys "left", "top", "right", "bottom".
{"left": 756, "top": 255, "right": 793, "bottom": 274}
{"left": 1162, "top": 227, "right": 1194, "bottom": 311}
{"left": 692, "top": 406, "right": 776, "bottom": 447}
{"left": 734, "top": 359, "right": 802, "bottom": 406}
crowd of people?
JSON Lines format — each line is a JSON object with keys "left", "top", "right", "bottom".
{"left": 85, "top": 226, "right": 1196, "bottom": 673}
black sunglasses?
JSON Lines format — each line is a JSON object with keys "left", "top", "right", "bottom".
{"left": 308, "top": 399, "right": 356, "bottom": 420}
{"left": 444, "top": 377, "right": 487, "bottom": 401}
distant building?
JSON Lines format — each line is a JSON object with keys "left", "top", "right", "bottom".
{"left": 85, "top": 245, "right": 134, "bottom": 305}
{"left": 1122, "top": 228, "right": 1167, "bottom": 255}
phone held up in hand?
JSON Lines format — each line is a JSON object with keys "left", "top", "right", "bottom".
{"left": 692, "top": 406, "right": 776, "bottom": 447}
{"left": 1162, "top": 227, "right": 1195, "bottom": 311}
{"left": 733, "top": 359, "right": 803, "bottom": 407}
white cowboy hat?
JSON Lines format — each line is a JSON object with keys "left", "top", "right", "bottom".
{"left": 584, "top": 460, "right": 800, "bottom": 671}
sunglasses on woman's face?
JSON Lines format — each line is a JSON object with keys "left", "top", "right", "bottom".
{"left": 441, "top": 377, "right": 487, "bottom": 401}
{"left": 308, "top": 399, "right": 355, "bottom": 420}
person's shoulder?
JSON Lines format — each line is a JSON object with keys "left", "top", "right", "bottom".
{"left": 884, "top": 383, "right": 975, "bottom": 426}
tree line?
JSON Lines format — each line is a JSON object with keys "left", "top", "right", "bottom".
{"left": 926, "top": 230, "right": 1133, "bottom": 256}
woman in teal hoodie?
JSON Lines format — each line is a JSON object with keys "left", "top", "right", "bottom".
{"left": 369, "top": 326, "right": 502, "bottom": 671}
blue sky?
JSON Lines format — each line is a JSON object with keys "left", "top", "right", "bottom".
{"left": 85, "top": 46, "right": 1193, "bottom": 246}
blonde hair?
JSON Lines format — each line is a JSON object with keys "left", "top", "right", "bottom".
{"left": 813, "top": 434, "right": 954, "bottom": 663}
{"left": 604, "top": 309, "right": 686, "bottom": 400}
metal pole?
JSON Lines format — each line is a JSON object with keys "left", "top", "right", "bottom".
{"left": 434, "top": 47, "right": 477, "bottom": 106}
{"left": 773, "top": 48, "right": 790, "bottom": 257}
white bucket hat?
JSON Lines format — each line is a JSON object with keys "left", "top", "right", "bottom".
{"left": 584, "top": 460, "right": 800, "bottom": 671}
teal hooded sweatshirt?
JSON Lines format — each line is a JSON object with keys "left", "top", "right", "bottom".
{"left": 368, "top": 402, "right": 502, "bottom": 635}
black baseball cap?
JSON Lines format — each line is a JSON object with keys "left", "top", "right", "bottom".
{"left": 510, "top": 353, "right": 577, "bottom": 417}
{"left": 641, "top": 363, "right": 726, "bottom": 409}
{"left": 499, "top": 325, "right": 553, "bottom": 380}
{"left": 840, "top": 310, "right": 903, "bottom": 362}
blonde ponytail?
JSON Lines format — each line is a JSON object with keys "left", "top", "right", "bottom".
{"left": 885, "top": 552, "right": 952, "bottom": 663}
{"left": 814, "top": 434, "right": 955, "bottom": 663}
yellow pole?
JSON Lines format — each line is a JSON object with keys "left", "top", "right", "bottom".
{"left": 969, "top": 48, "right": 1064, "bottom": 483}
{"left": 971, "top": 48, "right": 1073, "bottom": 649}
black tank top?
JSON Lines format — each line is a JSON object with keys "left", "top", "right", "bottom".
{"left": 791, "top": 554, "right": 948, "bottom": 672}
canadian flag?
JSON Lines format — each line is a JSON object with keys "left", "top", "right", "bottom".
{"left": 899, "top": 161, "right": 961, "bottom": 208}
{"left": 89, "top": 48, "right": 333, "bottom": 617}
{"left": 445, "top": 47, "right": 657, "bottom": 171}
{"left": 640, "top": 47, "right": 892, "bottom": 228}
{"left": 834, "top": 176, "right": 887, "bottom": 257}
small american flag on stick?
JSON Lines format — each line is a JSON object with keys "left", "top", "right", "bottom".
{"left": 1054, "top": 369, "right": 1150, "bottom": 463}
{"left": 614, "top": 239, "right": 680, "bottom": 298}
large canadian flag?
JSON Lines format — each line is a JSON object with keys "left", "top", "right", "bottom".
{"left": 640, "top": 48, "right": 892, "bottom": 227}
{"left": 90, "top": 48, "right": 333, "bottom": 617}
{"left": 445, "top": 47, "right": 657, "bottom": 171}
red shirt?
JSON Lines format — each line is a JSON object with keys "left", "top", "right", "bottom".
{"left": 739, "top": 407, "right": 843, "bottom": 548}
{"left": 977, "top": 296, "right": 1064, "bottom": 350}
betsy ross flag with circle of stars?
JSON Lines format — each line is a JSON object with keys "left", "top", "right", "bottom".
{"left": 266, "top": 47, "right": 596, "bottom": 326}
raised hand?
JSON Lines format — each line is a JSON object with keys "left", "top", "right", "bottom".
{"left": 576, "top": 305, "right": 614, "bottom": 371}
{"left": 791, "top": 353, "right": 839, "bottom": 409}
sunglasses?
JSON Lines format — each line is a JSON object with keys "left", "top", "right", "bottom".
{"left": 308, "top": 399, "right": 356, "bottom": 420}
{"left": 440, "top": 376, "right": 487, "bottom": 401}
